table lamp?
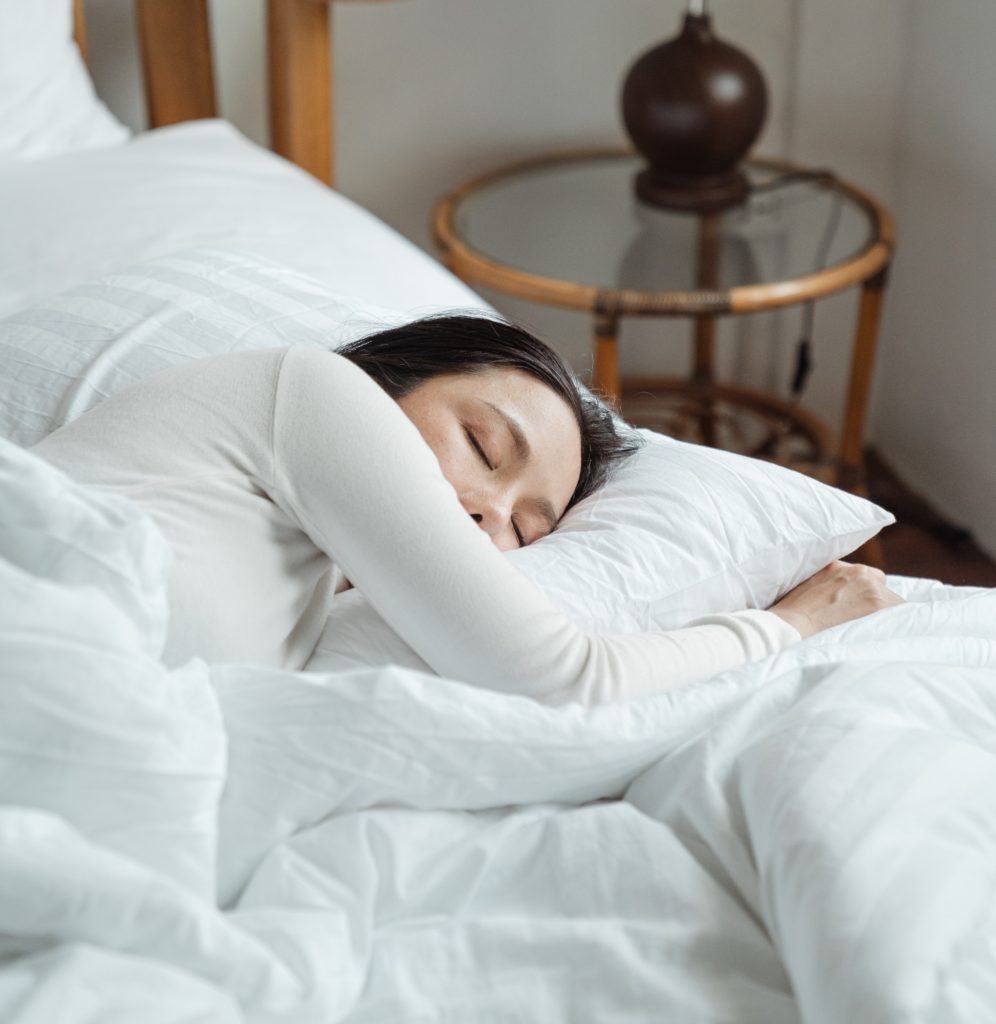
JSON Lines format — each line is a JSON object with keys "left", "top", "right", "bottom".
{"left": 621, "top": 0, "right": 768, "bottom": 211}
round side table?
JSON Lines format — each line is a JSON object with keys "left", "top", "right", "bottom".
{"left": 433, "top": 148, "right": 895, "bottom": 495}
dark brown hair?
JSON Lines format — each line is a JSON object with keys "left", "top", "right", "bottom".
{"left": 338, "top": 314, "right": 641, "bottom": 509}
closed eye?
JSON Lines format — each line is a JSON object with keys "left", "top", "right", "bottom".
{"left": 465, "top": 427, "right": 493, "bottom": 470}
{"left": 511, "top": 517, "right": 525, "bottom": 548}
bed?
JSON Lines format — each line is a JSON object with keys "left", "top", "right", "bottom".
{"left": 2, "top": 4, "right": 996, "bottom": 1022}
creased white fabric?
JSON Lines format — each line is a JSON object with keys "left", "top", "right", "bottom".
{"left": 2, "top": 438, "right": 996, "bottom": 1022}
{"left": 0, "top": 120, "right": 483, "bottom": 319}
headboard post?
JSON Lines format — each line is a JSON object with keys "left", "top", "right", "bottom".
{"left": 73, "top": 0, "right": 89, "bottom": 65}
{"left": 135, "top": 0, "right": 218, "bottom": 127}
{"left": 267, "top": 0, "right": 333, "bottom": 187}
{"left": 74, "top": 0, "right": 400, "bottom": 188}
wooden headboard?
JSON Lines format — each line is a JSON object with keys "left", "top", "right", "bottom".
{"left": 72, "top": 0, "right": 395, "bottom": 188}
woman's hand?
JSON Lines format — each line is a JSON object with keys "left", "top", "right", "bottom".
{"left": 769, "top": 560, "right": 904, "bottom": 639}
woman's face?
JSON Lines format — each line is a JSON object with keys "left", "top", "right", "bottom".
{"left": 398, "top": 368, "right": 583, "bottom": 551}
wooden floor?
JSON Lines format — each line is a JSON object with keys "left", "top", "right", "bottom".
{"left": 861, "top": 449, "right": 996, "bottom": 587}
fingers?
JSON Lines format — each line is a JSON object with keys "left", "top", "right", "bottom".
{"left": 851, "top": 562, "right": 886, "bottom": 581}
{"left": 831, "top": 561, "right": 886, "bottom": 582}
{"left": 845, "top": 562, "right": 903, "bottom": 607}
{"left": 775, "top": 557, "right": 903, "bottom": 638}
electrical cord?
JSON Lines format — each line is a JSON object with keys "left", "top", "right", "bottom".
{"left": 746, "top": 167, "right": 844, "bottom": 399}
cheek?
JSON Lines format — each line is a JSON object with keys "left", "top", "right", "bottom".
{"left": 403, "top": 403, "right": 454, "bottom": 463}
{"left": 419, "top": 423, "right": 473, "bottom": 490}
{"left": 397, "top": 395, "right": 477, "bottom": 494}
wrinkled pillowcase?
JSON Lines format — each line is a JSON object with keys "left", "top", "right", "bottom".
{"left": 0, "top": 248, "right": 409, "bottom": 447}
{"left": 309, "top": 431, "right": 893, "bottom": 673}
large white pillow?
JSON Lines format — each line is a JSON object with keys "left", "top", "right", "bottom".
{"left": 0, "top": 118, "right": 487, "bottom": 320}
{"left": 309, "top": 434, "right": 893, "bottom": 673}
{"left": 0, "top": 249, "right": 410, "bottom": 447}
{"left": 0, "top": 249, "right": 893, "bottom": 663}
{"left": 509, "top": 431, "right": 893, "bottom": 630}
{"left": 0, "top": 0, "right": 129, "bottom": 161}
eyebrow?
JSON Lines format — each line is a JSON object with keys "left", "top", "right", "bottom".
{"left": 484, "top": 401, "right": 560, "bottom": 534}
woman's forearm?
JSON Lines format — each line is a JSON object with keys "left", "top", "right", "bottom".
{"left": 272, "top": 347, "right": 799, "bottom": 704}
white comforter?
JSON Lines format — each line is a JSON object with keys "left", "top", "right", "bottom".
{"left": 2, "top": 437, "right": 995, "bottom": 1023}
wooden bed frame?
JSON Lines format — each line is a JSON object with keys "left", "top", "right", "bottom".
{"left": 72, "top": 0, "right": 394, "bottom": 188}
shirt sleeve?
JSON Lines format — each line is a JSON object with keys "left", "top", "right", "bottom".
{"left": 270, "top": 347, "right": 800, "bottom": 705}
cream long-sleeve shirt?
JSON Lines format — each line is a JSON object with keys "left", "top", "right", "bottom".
{"left": 33, "top": 346, "right": 799, "bottom": 704}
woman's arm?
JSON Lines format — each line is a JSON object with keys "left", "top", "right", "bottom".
{"left": 271, "top": 347, "right": 800, "bottom": 704}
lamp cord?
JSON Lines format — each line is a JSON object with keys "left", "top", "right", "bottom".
{"left": 746, "top": 168, "right": 844, "bottom": 399}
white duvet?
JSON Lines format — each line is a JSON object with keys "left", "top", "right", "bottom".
{"left": 2, "top": 117, "right": 994, "bottom": 1022}
{"left": 2, "top": 436, "right": 995, "bottom": 1023}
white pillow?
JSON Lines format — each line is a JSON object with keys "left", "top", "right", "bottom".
{"left": 508, "top": 430, "right": 893, "bottom": 630}
{"left": 0, "top": 0, "right": 129, "bottom": 161}
{"left": 0, "top": 248, "right": 410, "bottom": 447}
{"left": 0, "top": 118, "right": 488, "bottom": 320}
{"left": 309, "top": 433, "right": 893, "bottom": 673}
{"left": 0, "top": 249, "right": 893, "bottom": 667}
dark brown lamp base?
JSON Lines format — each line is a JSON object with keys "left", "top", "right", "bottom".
{"left": 634, "top": 167, "right": 749, "bottom": 212}
{"left": 622, "top": 10, "right": 767, "bottom": 214}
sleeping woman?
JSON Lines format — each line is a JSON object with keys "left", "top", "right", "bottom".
{"left": 32, "top": 315, "right": 902, "bottom": 705}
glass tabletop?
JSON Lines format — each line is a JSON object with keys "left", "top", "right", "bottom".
{"left": 451, "top": 153, "right": 878, "bottom": 296}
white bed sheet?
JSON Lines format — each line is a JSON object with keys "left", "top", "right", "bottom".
{"left": 2, "top": 437, "right": 995, "bottom": 1024}
{"left": 0, "top": 118, "right": 486, "bottom": 319}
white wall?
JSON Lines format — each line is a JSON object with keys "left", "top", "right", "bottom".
{"left": 786, "top": 0, "right": 905, "bottom": 438}
{"left": 871, "top": 1, "right": 996, "bottom": 557}
{"left": 83, "top": 0, "right": 995, "bottom": 556}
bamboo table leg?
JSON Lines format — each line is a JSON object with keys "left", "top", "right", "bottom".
{"left": 839, "top": 268, "right": 890, "bottom": 486}
{"left": 693, "top": 313, "right": 719, "bottom": 447}
{"left": 839, "top": 267, "right": 891, "bottom": 569}
{"left": 693, "top": 213, "right": 721, "bottom": 383}
{"left": 593, "top": 308, "right": 622, "bottom": 408}
{"left": 693, "top": 212, "right": 721, "bottom": 447}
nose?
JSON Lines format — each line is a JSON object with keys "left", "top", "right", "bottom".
{"left": 461, "top": 489, "right": 510, "bottom": 538}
